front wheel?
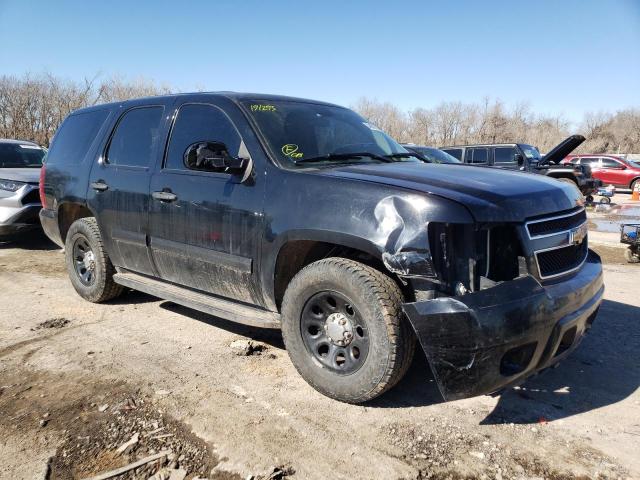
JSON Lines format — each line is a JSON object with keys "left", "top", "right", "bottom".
{"left": 281, "top": 258, "right": 415, "bottom": 403}
{"left": 65, "top": 217, "right": 123, "bottom": 303}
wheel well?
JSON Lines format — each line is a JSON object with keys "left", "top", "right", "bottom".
{"left": 273, "top": 240, "right": 395, "bottom": 310}
{"left": 630, "top": 177, "right": 640, "bottom": 189}
{"left": 58, "top": 203, "right": 93, "bottom": 244}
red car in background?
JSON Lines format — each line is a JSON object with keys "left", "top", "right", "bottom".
{"left": 564, "top": 154, "right": 640, "bottom": 191}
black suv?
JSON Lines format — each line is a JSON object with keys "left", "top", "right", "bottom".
{"left": 441, "top": 136, "right": 601, "bottom": 199}
{"left": 40, "top": 93, "right": 604, "bottom": 403}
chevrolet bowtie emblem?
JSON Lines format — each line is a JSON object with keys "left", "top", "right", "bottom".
{"left": 569, "top": 224, "right": 587, "bottom": 245}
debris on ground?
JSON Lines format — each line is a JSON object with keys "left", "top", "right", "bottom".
{"left": 31, "top": 317, "right": 70, "bottom": 330}
{"left": 49, "top": 391, "right": 220, "bottom": 479}
{"left": 388, "top": 421, "right": 627, "bottom": 480}
{"left": 230, "top": 339, "right": 268, "bottom": 356}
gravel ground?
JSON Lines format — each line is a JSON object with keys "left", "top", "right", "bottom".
{"left": 0, "top": 231, "right": 638, "bottom": 480}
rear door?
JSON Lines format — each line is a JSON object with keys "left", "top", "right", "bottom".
{"left": 87, "top": 102, "right": 172, "bottom": 275}
{"left": 147, "top": 99, "right": 266, "bottom": 305}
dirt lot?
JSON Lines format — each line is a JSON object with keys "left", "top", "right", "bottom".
{"left": 1, "top": 233, "right": 639, "bottom": 480}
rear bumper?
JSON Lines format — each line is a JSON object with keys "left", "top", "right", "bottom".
{"left": 39, "top": 208, "right": 63, "bottom": 247}
{"left": 402, "top": 250, "right": 604, "bottom": 401}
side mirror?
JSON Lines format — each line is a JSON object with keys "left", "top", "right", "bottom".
{"left": 514, "top": 153, "right": 524, "bottom": 166}
{"left": 184, "top": 141, "right": 248, "bottom": 175}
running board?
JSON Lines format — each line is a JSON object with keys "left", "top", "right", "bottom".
{"left": 113, "top": 272, "right": 281, "bottom": 328}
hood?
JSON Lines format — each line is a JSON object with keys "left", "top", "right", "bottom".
{"left": 0, "top": 167, "right": 41, "bottom": 184}
{"left": 317, "top": 162, "right": 583, "bottom": 223}
{"left": 539, "top": 135, "right": 585, "bottom": 165}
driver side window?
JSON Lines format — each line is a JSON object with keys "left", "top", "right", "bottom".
{"left": 165, "top": 103, "right": 242, "bottom": 172}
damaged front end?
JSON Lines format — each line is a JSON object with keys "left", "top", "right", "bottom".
{"left": 376, "top": 196, "right": 604, "bottom": 401}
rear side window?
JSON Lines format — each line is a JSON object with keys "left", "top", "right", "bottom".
{"left": 47, "top": 109, "right": 109, "bottom": 165}
{"left": 165, "top": 104, "right": 242, "bottom": 171}
{"left": 581, "top": 157, "right": 600, "bottom": 167}
{"left": 466, "top": 148, "right": 488, "bottom": 164}
{"left": 494, "top": 147, "right": 517, "bottom": 164}
{"left": 106, "top": 106, "right": 164, "bottom": 167}
{"left": 443, "top": 148, "right": 463, "bottom": 160}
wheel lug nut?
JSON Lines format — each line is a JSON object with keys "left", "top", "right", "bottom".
{"left": 338, "top": 319, "right": 346, "bottom": 326}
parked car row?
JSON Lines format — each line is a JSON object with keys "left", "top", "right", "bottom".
{"left": 34, "top": 93, "right": 603, "bottom": 404}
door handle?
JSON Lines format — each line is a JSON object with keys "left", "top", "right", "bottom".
{"left": 91, "top": 181, "right": 109, "bottom": 192}
{"left": 152, "top": 190, "right": 178, "bottom": 202}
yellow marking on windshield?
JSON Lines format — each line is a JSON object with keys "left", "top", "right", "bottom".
{"left": 250, "top": 104, "right": 277, "bottom": 112}
{"left": 282, "top": 144, "right": 303, "bottom": 158}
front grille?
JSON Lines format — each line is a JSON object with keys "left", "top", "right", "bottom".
{"left": 21, "top": 188, "right": 41, "bottom": 205}
{"left": 536, "top": 241, "right": 588, "bottom": 278}
{"left": 527, "top": 208, "right": 586, "bottom": 237}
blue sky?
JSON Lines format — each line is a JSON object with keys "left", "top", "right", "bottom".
{"left": 1, "top": 0, "right": 638, "bottom": 123}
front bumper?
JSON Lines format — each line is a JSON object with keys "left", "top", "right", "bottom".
{"left": 0, "top": 202, "right": 42, "bottom": 238}
{"left": 402, "top": 250, "right": 604, "bottom": 401}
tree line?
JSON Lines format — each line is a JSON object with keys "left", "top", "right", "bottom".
{"left": 352, "top": 97, "right": 640, "bottom": 154}
{"left": 1, "top": 72, "right": 638, "bottom": 154}
{"left": 0, "top": 73, "right": 170, "bottom": 146}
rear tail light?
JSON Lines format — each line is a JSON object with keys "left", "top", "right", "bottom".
{"left": 39, "top": 164, "right": 47, "bottom": 209}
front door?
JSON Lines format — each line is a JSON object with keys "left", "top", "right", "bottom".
{"left": 147, "top": 101, "right": 265, "bottom": 305}
{"left": 87, "top": 103, "right": 170, "bottom": 275}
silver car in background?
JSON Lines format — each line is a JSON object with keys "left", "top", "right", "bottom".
{"left": 0, "top": 139, "right": 46, "bottom": 240}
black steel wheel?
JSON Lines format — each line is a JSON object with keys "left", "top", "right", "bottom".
{"left": 65, "top": 217, "right": 123, "bottom": 303}
{"left": 281, "top": 257, "right": 416, "bottom": 403}
{"left": 301, "top": 291, "right": 369, "bottom": 375}
{"left": 72, "top": 235, "right": 96, "bottom": 286}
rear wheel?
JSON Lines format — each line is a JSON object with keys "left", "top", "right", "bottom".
{"left": 281, "top": 257, "right": 415, "bottom": 403}
{"left": 631, "top": 179, "right": 639, "bottom": 193}
{"left": 65, "top": 217, "right": 123, "bottom": 303}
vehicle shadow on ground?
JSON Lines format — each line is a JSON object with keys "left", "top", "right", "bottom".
{"left": 481, "top": 299, "right": 640, "bottom": 425}
{"left": 366, "top": 350, "right": 445, "bottom": 408}
{"left": 0, "top": 230, "right": 59, "bottom": 251}
{"left": 158, "top": 301, "right": 286, "bottom": 349}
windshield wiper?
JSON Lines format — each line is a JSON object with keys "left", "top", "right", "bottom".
{"left": 384, "top": 152, "right": 422, "bottom": 161}
{"left": 295, "top": 152, "right": 393, "bottom": 165}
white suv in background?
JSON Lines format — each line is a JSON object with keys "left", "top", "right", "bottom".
{"left": 0, "top": 139, "right": 46, "bottom": 240}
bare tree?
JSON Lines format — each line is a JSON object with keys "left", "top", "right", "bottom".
{"left": 0, "top": 72, "right": 172, "bottom": 146}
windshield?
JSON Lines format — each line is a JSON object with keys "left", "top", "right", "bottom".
{"left": 411, "top": 146, "right": 461, "bottom": 164}
{"left": 0, "top": 143, "right": 45, "bottom": 168}
{"left": 241, "top": 100, "right": 416, "bottom": 167}
{"left": 628, "top": 159, "right": 640, "bottom": 169}
{"left": 520, "top": 144, "right": 541, "bottom": 162}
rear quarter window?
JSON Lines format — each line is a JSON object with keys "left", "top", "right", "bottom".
{"left": 442, "top": 148, "right": 463, "bottom": 160}
{"left": 46, "top": 109, "right": 110, "bottom": 165}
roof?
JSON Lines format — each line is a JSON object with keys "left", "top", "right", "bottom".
{"left": 440, "top": 143, "right": 524, "bottom": 148}
{"left": 71, "top": 92, "right": 345, "bottom": 115}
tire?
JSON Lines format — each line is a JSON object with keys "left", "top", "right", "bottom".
{"left": 631, "top": 179, "right": 639, "bottom": 193}
{"left": 599, "top": 196, "right": 611, "bottom": 205}
{"left": 585, "top": 195, "right": 594, "bottom": 203}
{"left": 625, "top": 246, "right": 640, "bottom": 264}
{"left": 281, "top": 257, "right": 416, "bottom": 403}
{"left": 65, "top": 217, "right": 123, "bottom": 303}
